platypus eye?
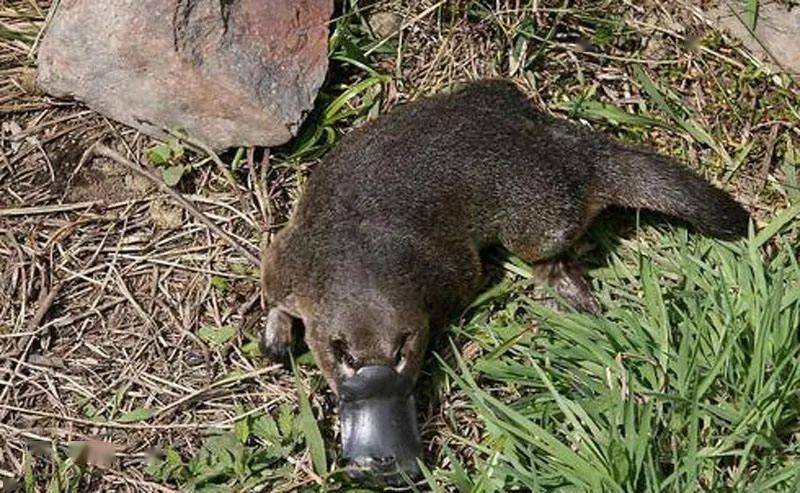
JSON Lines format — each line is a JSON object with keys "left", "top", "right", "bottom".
{"left": 332, "top": 339, "right": 357, "bottom": 369}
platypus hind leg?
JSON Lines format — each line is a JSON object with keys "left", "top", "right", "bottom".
{"left": 530, "top": 257, "right": 599, "bottom": 314}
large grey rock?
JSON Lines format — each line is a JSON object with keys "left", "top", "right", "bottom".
{"left": 708, "top": 1, "right": 800, "bottom": 81}
{"left": 38, "top": 0, "right": 333, "bottom": 149}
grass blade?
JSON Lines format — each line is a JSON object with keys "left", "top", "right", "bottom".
{"left": 744, "top": 0, "right": 759, "bottom": 31}
{"left": 633, "top": 65, "right": 732, "bottom": 166}
{"left": 751, "top": 202, "right": 800, "bottom": 248}
{"left": 292, "top": 361, "right": 327, "bottom": 477}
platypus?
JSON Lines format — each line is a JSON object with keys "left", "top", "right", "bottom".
{"left": 260, "top": 80, "right": 749, "bottom": 484}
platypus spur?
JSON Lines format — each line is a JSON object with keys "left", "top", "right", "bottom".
{"left": 260, "top": 80, "right": 749, "bottom": 485}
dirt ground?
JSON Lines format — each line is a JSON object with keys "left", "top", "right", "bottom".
{"left": 1, "top": 0, "right": 799, "bottom": 491}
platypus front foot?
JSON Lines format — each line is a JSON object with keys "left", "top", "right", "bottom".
{"left": 261, "top": 307, "right": 295, "bottom": 363}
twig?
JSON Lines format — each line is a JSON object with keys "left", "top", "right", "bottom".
{"left": 0, "top": 365, "right": 280, "bottom": 429}
{"left": 91, "top": 143, "right": 260, "bottom": 266}
{"left": 247, "top": 146, "right": 274, "bottom": 233}
{"left": 0, "top": 202, "right": 97, "bottom": 216}
{"left": 0, "top": 280, "right": 62, "bottom": 420}
{"left": 106, "top": 474, "right": 182, "bottom": 493}
{"left": 169, "top": 130, "right": 250, "bottom": 211}
{"left": 152, "top": 365, "right": 280, "bottom": 419}
{"left": 0, "top": 403, "right": 225, "bottom": 430}
{"left": 22, "top": 282, "right": 62, "bottom": 343}
{"left": 757, "top": 124, "right": 779, "bottom": 194}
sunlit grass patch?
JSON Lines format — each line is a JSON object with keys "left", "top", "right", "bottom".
{"left": 428, "top": 212, "right": 800, "bottom": 491}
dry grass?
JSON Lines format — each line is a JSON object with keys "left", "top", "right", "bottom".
{"left": 1, "top": 1, "right": 307, "bottom": 490}
{"left": 1, "top": 0, "right": 798, "bottom": 491}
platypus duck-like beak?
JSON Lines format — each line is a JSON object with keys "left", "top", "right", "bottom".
{"left": 338, "top": 365, "right": 422, "bottom": 486}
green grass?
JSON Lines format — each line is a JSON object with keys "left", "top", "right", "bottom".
{"left": 428, "top": 216, "right": 800, "bottom": 491}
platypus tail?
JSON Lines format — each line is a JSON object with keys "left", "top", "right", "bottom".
{"left": 599, "top": 147, "right": 749, "bottom": 240}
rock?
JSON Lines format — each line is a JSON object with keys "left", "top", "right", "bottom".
{"left": 37, "top": 0, "right": 333, "bottom": 150}
{"left": 707, "top": 1, "right": 800, "bottom": 81}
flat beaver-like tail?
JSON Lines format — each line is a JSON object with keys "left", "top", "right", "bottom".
{"left": 599, "top": 148, "right": 749, "bottom": 240}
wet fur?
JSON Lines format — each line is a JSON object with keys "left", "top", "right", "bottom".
{"left": 261, "top": 80, "right": 749, "bottom": 391}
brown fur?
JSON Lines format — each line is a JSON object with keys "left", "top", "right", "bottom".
{"left": 260, "top": 80, "right": 749, "bottom": 392}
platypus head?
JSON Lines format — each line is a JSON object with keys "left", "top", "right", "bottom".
{"left": 304, "top": 293, "right": 429, "bottom": 486}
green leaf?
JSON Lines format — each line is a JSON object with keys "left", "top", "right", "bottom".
{"left": 198, "top": 325, "right": 237, "bottom": 345}
{"left": 277, "top": 404, "right": 296, "bottom": 439}
{"left": 117, "top": 407, "right": 153, "bottom": 423}
{"left": 418, "top": 459, "right": 446, "bottom": 493}
{"left": 782, "top": 138, "right": 800, "bottom": 202}
{"left": 241, "top": 341, "right": 262, "bottom": 358}
{"left": 24, "top": 452, "right": 35, "bottom": 493}
{"left": 293, "top": 363, "right": 327, "bottom": 476}
{"left": 234, "top": 417, "right": 250, "bottom": 444}
{"left": 210, "top": 276, "right": 229, "bottom": 291}
{"left": 162, "top": 165, "right": 185, "bottom": 187}
{"left": 81, "top": 402, "right": 97, "bottom": 419}
{"left": 751, "top": 202, "right": 800, "bottom": 248}
{"left": 147, "top": 143, "right": 172, "bottom": 165}
{"left": 165, "top": 448, "right": 183, "bottom": 467}
{"left": 147, "top": 448, "right": 185, "bottom": 482}
{"left": 322, "top": 75, "right": 386, "bottom": 125}
{"left": 294, "top": 351, "right": 317, "bottom": 367}
{"left": 744, "top": 0, "right": 759, "bottom": 31}
{"left": 229, "top": 262, "right": 253, "bottom": 276}
{"left": 608, "top": 440, "right": 630, "bottom": 482}
{"left": 168, "top": 137, "right": 185, "bottom": 160}
{"left": 568, "top": 99, "right": 666, "bottom": 129}
{"left": 252, "top": 414, "right": 281, "bottom": 444}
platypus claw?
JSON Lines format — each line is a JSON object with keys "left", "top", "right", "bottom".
{"left": 261, "top": 307, "right": 295, "bottom": 364}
